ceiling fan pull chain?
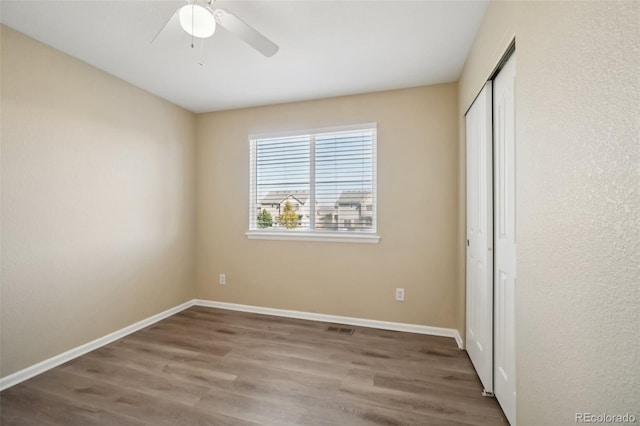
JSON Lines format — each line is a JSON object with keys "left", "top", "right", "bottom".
{"left": 190, "top": 2, "right": 195, "bottom": 48}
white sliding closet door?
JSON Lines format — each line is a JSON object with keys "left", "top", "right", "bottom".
{"left": 493, "top": 53, "right": 517, "bottom": 425}
{"left": 465, "top": 83, "right": 494, "bottom": 395}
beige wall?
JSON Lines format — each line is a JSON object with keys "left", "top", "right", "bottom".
{"left": 0, "top": 26, "right": 197, "bottom": 376}
{"left": 196, "top": 84, "right": 460, "bottom": 328}
{"left": 458, "top": 1, "right": 639, "bottom": 424}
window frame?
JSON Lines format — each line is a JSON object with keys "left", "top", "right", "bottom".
{"left": 246, "top": 123, "right": 380, "bottom": 243}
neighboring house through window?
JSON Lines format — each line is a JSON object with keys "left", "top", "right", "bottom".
{"left": 258, "top": 190, "right": 310, "bottom": 228}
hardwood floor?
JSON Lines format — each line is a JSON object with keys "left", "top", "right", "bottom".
{"left": 0, "top": 306, "right": 507, "bottom": 425}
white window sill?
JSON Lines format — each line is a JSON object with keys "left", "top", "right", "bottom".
{"left": 245, "top": 230, "right": 381, "bottom": 244}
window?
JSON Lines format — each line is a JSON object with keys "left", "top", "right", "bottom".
{"left": 248, "top": 123, "right": 379, "bottom": 243}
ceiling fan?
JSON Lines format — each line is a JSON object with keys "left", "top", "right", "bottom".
{"left": 152, "top": 0, "right": 279, "bottom": 58}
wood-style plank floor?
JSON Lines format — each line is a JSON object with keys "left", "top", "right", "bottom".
{"left": 0, "top": 306, "right": 507, "bottom": 425}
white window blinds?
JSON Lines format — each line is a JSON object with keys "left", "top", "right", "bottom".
{"left": 249, "top": 124, "right": 377, "bottom": 234}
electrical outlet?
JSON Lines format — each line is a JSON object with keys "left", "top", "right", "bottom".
{"left": 395, "top": 288, "right": 405, "bottom": 302}
{"left": 219, "top": 274, "right": 226, "bottom": 285}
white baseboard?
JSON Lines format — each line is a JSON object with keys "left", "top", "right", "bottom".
{"left": 1, "top": 298, "right": 464, "bottom": 391}
{"left": 0, "top": 300, "right": 195, "bottom": 391}
{"left": 194, "top": 299, "right": 464, "bottom": 349}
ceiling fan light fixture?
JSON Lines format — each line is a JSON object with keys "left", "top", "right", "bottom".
{"left": 179, "top": 3, "right": 216, "bottom": 38}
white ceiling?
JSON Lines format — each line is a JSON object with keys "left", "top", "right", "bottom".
{"left": 0, "top": 0, "right": 488, "bottom": 113}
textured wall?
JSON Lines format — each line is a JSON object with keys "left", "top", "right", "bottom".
{"left": 196, "top": 84, "right": 460, "bottom": 329}
{"left": 458, "top": 1, "right": 640, "bottom": 424}
{"left": 1, "top": 26, "right": 197, "bottom": 376}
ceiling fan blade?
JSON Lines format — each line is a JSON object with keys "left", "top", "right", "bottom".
{"left": 151, "top": 8, "right": 178, "bottom": 44}
{"left": 211, "top": 8, "right": 279, "bottom": 57}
